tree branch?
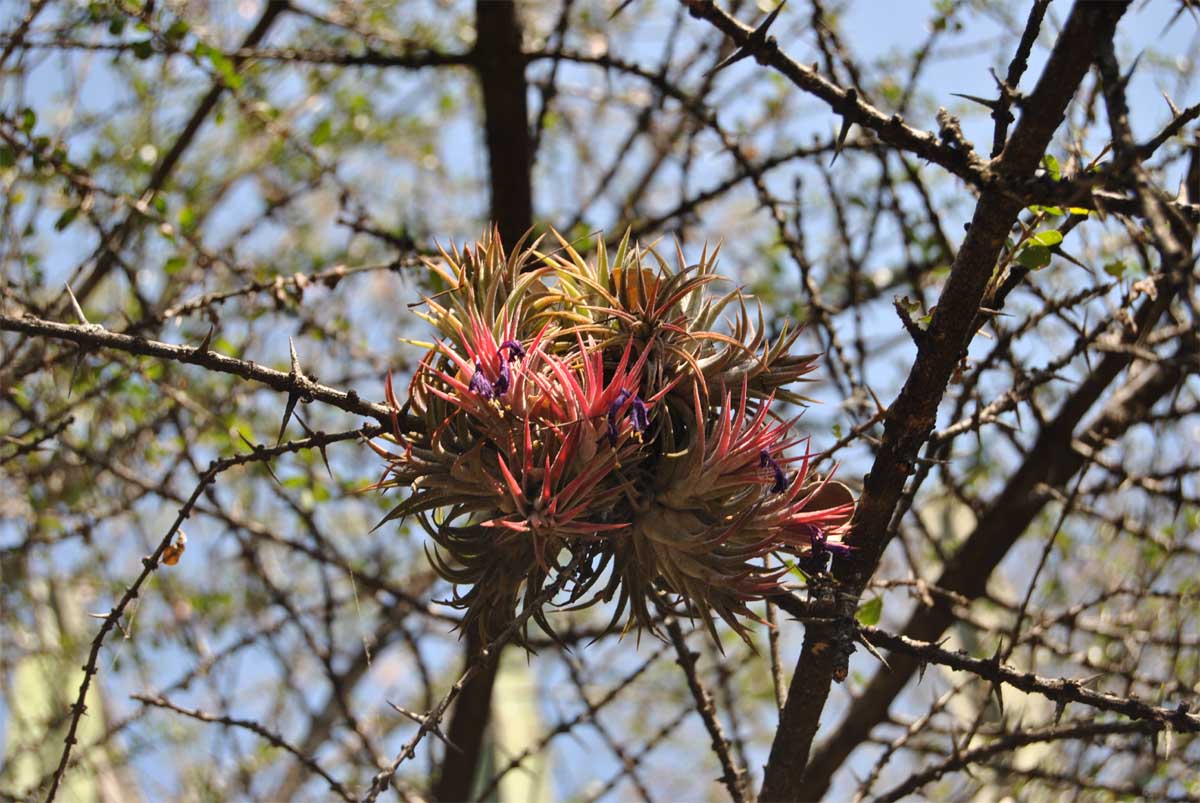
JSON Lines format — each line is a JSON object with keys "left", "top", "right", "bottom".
{"left": 473, "top": 0, "right": 533, "bottom": 249}
{"left": 0, "top": 312, "right": 391, "bottom": 425}
{"left": 134, "top": 693, "right": 355, "bottom": 802}
{"left": 803, "top": 296, "right": 1194, "bottom": 797}
{"left": 68, "top": 0, "right": 289, "bottom": 309}
{"left": 42, "top": 426, "right": 366, "bottom": 803}
{"left": 756, "top": 3, "right": 1131, "bottom": 799}
{"left": 664, "top": 616, "right": 747, "bottom": 802}
{"left": 859, "top": 625, "right": 1200, "bottom": 734}
{"left": 428, "top": 4, "right": 537, "bottom": 800}
{"left": 364, "top": 553, "right": 588, "bottom": 803}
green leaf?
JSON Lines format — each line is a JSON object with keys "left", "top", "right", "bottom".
{"left": 1067, "top": 207, "right": 1092, "bottom": 216}
{"left": 1032, "top": 230, "right": 1063, "bottom": 247}
{"left": 784, "top": 560, "right": 810, "bottom": 585}
{"left": 54, "top": 206, "right": 80, "bottom": 231}
{"left": 132, "top": 39, "right": 154, "bottom": 60}
{"left": 178, "top": 205, "right": 196, "bottom": 231}
{"left": 856, "top": 596, "right": 883, "bottom": 626}
{"left": 1103, "top": 260, "right": 1127, "bottom": 279}
{"left": 310, "top": 118, "right": 333, "bottom": 147}
{"left": 1028, "top": 204, "right": 1063, "bottom": 217}
{"left": 0, "top": 145, "right": 15, "bottom": 168}
{"left": 196, "top": 42, "right": 242, "bottom": 89}
{"left": 164, "top": 256, "right": 187, "bottom": 275}
{"left": 1016, "top": 243, "right": 1052, "bottom": 270}
{"left": 20, "top": 108, "right": 36, "bottom": 133}
{"left": 1041, "top": 153, "right": 1061, "bottom": 180}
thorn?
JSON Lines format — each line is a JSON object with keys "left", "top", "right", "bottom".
{"left": 1161, "top": 89, "right": 1182, "bottom": 118}
{"left": 279, "top": 338, "right": 306, "bottom": 446}
{"left": 65, "top": 283, "right": 89, "bottom": 325}
{"left": 831, "top": 87, "right": 857, "bottom": 166}
{"left": 1162, "top": 0, "right": 1199, "bottom": 34}
{"left": 1052, "top": 247, "right": 1089, "bottom": 271}
{"left": 856, "top": 631, "right": 891, "bottom": 671}
{"left": 298, "top": 413, "right": 334, "bottom": 480}
{"left": 288, "top": 337, "right": 303, "bottom": 378}
{"left": 951, "top": 92, "right": 1002, "bottom": 112}
{"left": 917, "top": 659, "right": 928, "bottom": 684}
{"left": 278, "top": 392, "right": 301, "bottom": 447}
{"left": 865, "top": 386, "right": 887, "bottom": 419}
{"left": 1118, "top": 52, "right": 1143, "bottom": 94}
{"left": 985, "top": 69, "right": 1022, "bottom": 117}
{"left": 388, "top": 702, "right": 463, "bottom": 754}
{"left": 238, "top": 430, "right": 281, "bottom": 485}
{"left": 708, "top": 0, "right": 788, "bottom": 77}
{"left": 196, "top": 324, "right": 215, "bottom": 354}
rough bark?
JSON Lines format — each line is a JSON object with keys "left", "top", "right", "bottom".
{"left": 433, "top": 4, "right": 534, "bottom": 800}
{"left": 473, "top": 0, "right": 534, "bottom": 250}
{"left": 758, "top": 3, "right": 1131, "bottom": 800}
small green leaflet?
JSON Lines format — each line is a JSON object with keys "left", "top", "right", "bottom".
{"left": 856, "top": 596, "right": 882, "bottom": 626}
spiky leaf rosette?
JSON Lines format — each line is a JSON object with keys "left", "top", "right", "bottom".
{"left": 370, "top": 229, "right": 854, "bottom": 644}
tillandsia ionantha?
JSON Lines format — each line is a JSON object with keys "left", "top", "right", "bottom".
{"left": 368, "top": 228, "right": 855, "bottom": 645}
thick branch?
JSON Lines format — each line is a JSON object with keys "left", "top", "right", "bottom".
{"left": 430, "top": 5, "right": 536, "bottom": 800}
{"left": 473, "top": 0, "right": 533, "bottom": 248}
{"left": 757, "top": 4, "right": 1130, "bottom": 800}
{"left": 803, "top": 297, "right": 1193, "bottom": 798}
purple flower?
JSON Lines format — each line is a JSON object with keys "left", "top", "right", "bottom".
{"left": 469, "top": 360, "right": 495, "bottom": 399}
{"left": 495, "top": 358, "right": 511, "bottom": 396}
{"left": 606, "top": 389, "right": 632, "bottom": 447}
{"left": 628, "top": 396, "right": 649, "bottom": 436}
{"left": 759, "top": 449, "right": 788, "bottom": 494}
{"left": 796, "top": 524, "right": 850, "bottom": 575}
{"left": 499, "top": 340, "right": 526, "bottom": 361}
{"left": 606, "top": 389, "right": 648, "bottom": 447}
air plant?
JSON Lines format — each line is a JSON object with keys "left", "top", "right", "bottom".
{"left": 368, "top": 228, "right": 854, "bottom": 644}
